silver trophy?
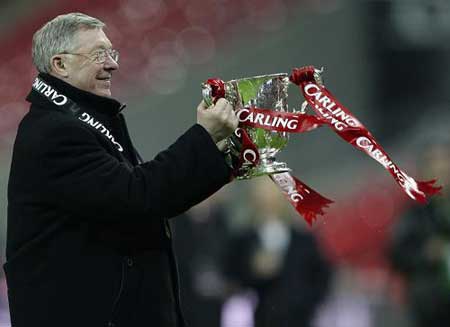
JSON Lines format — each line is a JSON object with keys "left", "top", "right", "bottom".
{"left": 202, "top": 73, "right": 292, "bottom": 179}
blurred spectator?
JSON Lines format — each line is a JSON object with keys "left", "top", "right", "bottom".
{"left": 389, "top": 140, "right": 450, "bottom": 327}
{"left": 172, "top": 193, "right": 231, "bottom": 327}
{"left": 314, "top": 265, "right": 413, "bottom": 327}
{"left": 223, "top": 177, "right": 331, "bottom": 327}
{"left": 313, "top": 266, "right": 373, "bottom": 327}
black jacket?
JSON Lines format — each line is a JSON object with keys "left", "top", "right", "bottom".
{"left": 4, "top": 73, "right": 231, "bottom": 327}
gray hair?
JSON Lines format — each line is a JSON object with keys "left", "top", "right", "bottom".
{"left": 32, "top": 12, "right": 106, "bottom": 73}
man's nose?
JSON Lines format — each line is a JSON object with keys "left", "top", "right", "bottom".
{"left": 104, "top": 55, "right": 119, "bottom": 70}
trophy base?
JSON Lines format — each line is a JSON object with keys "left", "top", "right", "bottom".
{"left": 237, "top": 158, "right": 291, "bottom": 180}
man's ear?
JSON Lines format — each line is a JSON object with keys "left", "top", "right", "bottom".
{"left": 50, "top": 55, "right": 69, "bottom": 77}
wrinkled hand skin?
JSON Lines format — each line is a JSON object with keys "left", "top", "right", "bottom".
{"left": 197, "top": 98, "right": 239, "bottom": 144}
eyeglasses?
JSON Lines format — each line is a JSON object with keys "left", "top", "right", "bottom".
{"left": 63, "top": 48, "right": 120, "bottom": 64}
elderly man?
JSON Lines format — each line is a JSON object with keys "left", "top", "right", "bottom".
{"left": 4, "top": 12, "right": 238, "bottom": 327}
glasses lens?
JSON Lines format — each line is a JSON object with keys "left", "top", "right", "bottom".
{"left": 93, "top": 49, "right": 119, "bottom": 64}
{"left": 109, "top": 49, "right": 119, "bottom": 63}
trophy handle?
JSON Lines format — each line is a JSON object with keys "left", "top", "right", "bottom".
{"left": 313, "top": 67, "right": 324, "bottom": 86}
{"left": 202, "top": 84, "right": 214, "bottom": 107}
{"left": 202, "top": 78, "right": 243, "bottom": 175}
{"left": 201, "top": 78, "right": 226, "bottom": 107}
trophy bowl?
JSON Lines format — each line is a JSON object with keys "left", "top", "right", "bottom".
{"left": 203, "top": 73, "right": 291, "bottom": 179}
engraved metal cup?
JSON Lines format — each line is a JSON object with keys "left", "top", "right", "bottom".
{"left": 202, "top": 73, "right": 291, "bottom": 179}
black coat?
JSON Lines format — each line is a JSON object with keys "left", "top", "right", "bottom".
{"left": 4, "top": 73, "right": 231, "bottom": 327}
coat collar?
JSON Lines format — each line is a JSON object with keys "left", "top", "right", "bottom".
{"left": 26, "top": 73, "right": 125, "bottom": 116}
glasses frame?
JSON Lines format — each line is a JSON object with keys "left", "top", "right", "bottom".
{"left": 62, "top": 48, "right": 120, "bottom": 64}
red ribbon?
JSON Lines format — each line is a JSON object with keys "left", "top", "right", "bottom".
{"left": 206, "top": 78, "right": 225, "bottom": 104}
{"left": 234, "top": 127, "right": 260, "bottom": 169}
{"left": 204, "top": 69, "right": 442, "bottom": 225}
{"left": 236, "top": 106, "right": 325, "bottom": 133}
{"left": 270, "top": 173, "right": 333, "bottom": 226}
{"left": 290, "top": 66, "right": 442, "bottom": 204}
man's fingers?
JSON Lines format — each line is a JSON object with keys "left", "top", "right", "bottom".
{"left": 197, "top": 100, "right": 209, "bottom": 111}
{"left": 219, "top": 99, "right": 238, "bottom": 128}
{"left": 197, "top": 96, "right": 239, "bottom": 142}
{"left": 215, "top": 98, "right": 230, "bottom": 111}
{"left": 228, "top": 109, "right": 239, "bottom": 129}
{"left": 198, "top": 98, "right": 232, "bottom": 112}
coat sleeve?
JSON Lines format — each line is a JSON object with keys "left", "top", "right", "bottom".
{"left": 40, "top": 120, "right": 232, "bottom": 219}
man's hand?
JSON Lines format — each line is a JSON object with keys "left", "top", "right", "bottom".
{"left": 197, "top": 98, "right": 239, "bottom": 143}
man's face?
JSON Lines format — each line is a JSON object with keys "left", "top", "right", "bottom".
{"left": 63, "top": 28, "right": 118, "bottom": 97}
